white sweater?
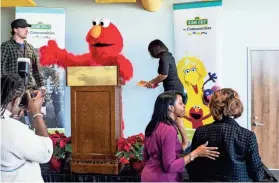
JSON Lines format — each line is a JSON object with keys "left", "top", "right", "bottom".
{"left": 1, "top": 110, "right": 53, "bottom": 182}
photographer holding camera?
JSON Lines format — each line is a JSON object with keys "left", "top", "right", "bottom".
{"left": 1, "top": 74, "right": 53, "bottom": 182}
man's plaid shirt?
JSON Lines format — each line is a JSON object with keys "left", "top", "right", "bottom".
{"left": 1, "top": 38, "right": 44, "bottom": 88}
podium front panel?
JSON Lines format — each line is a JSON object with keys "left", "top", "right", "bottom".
{"left": 71, "top": 86, "right": 121, "bottom": 174}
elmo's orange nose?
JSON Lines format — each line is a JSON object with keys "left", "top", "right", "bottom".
{"left": 195, "top": 108, "right": 199, "bottom": 112}
{"left": 90, "top": 25, "right": 101, "bottom": 38}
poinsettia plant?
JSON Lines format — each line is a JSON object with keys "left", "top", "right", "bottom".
{"left": 49, "top": 131, "right": 72, "bottom": 171}
{"left": 116, "top": 133, "right": 145, "bottom": 174}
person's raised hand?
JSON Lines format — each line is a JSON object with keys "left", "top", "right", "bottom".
{"left": 27, "top": 90, "right": 44, "bottom": 115}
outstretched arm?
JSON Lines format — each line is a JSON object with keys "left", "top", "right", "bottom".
{"left": 201, "top": 113, "right": 211, "bottom": 120}
{"left": 202, "top": 72, "right": 217, "bottom": 90}
{"left": 39, "top": 40, "right": 93, "bottom": 68}
{"left": 184, "top": 115, "right": 192, "bottom": 121}
{"left": 116, "top": 54, "right": 133, "bottom": 84}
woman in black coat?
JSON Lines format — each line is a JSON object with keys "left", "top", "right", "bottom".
{"left": 147, "top": 39, "right": 184, "bottom": 93}
{"left": 187, "top": 88, "right": 265, "bottom": 182}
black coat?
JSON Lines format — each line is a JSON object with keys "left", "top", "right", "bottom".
{"left": 186, "top": 117, "right": 265, "bottom": 182}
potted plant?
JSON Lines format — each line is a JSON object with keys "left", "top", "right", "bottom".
{"left": 49, "top": 131, "right": 72, "bottom": 172}
{"left": 116, "top": 133, "right": 145, "bottom": 175}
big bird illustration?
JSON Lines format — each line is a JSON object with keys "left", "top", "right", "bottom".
{"left": 39, "top": 18, "right": 134, "bottom": 137}
{"left": 177, "top": 56, "right": 219, "bottom": 129}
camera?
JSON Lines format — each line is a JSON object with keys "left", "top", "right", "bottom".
{"left": 17, "top": 58, "right": 30, "bottom": 86}
{"left": 19, "top": 90, "right": 38, "bottom": 108}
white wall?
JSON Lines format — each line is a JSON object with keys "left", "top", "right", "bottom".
{"left": 1, "top": 8, "right": 15, "bottom": 40}
{"left": 222, "top": 0, "right": 279, "bottom": 128}
{"left": 1, "top": 0, "right": 279, "bottom": 136}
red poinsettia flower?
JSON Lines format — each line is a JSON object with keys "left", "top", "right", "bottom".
{"left": 116, "top": 138, "right": 125, "bottom": 151}
{"left": 127, "top": 136, "right": 137, "bottom": 144}
{"left": 117, "top": 138, "right": 132, "bottom": 152}
{"left": 48, "top": 131, "right": 72, "bottom": 172}
{"left": 50, "top": 156, "right": 61, "bottom": 171}
{"left": 59, "top": 139, "right": 67, "bottom": 148}
{"left": 50, "top": 137, "right": 58, "bottom": 146}
{"left": 66, "top": 137, "right": 71, "bottom": 143}
{"left": 51, "top": 130, "right": 67, "bottom": 138}
{"left": 137, "top": 133, "right": 145, "bottom": 141}
{"left": 116, "top": 133, "right": 145, "bottom": 175}
{"left": 119, "top": 157, "right": 129, "bottom": 165}
{"left": 49, "top": 133, "right": 60, "bottom": 138}
{"left": 134, "top": 133, "right": 144, "bottom": 144}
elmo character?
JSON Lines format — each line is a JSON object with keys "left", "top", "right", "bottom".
{"left": 39, "top": 17, "right": 133, "bottom": 84}
{"left": 39, "top": 18, "right": 134, "bottom": 137}
{"left": 184, "top": 105, "right": 211, "bottom": 129}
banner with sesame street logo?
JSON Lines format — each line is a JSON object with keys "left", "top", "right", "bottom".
{"left": 16, "top": 7, "right": 66, "bottom": 134}
{"left": 173, "top": 1, "right": 223, "bottom": 140}
{"left": 15, "top": 7, "right": 65, "bottom": 49}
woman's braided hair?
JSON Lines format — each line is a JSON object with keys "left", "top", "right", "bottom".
{"left": 1, "top": 74, "right": 25, "bottom": 116}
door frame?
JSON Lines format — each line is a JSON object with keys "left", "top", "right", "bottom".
{"left": 247, "top": 46, "right": 279, "bottom": 130}
{"left": 247, "top": 46, "right": 279, "bottom": 170}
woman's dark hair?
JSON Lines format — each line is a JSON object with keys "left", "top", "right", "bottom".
{"left": 1, "top": 74, "right": 25, "bottom": 116}
{"left": 145, "top": 90, "right": 187, "bottom": 137}
{"left": 148, "top": 39, "right": 169, "bottom": 58}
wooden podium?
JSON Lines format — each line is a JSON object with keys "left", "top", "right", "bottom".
{"left": 66, "top": 66, "right": 122, "bottom": 174}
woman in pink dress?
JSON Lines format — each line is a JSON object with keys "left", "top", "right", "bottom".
{"left": 141, "top": 91, "right": 219, "bottom": 182}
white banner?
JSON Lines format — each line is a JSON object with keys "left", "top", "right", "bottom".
{"left": 15, "top": 7, "right": 65, "bottom": 49}
{"left": 173, "top": 1, "right": 222, "bottom": 139}
{"left": 16, "top": 7, "right": 66, "bottom": 133}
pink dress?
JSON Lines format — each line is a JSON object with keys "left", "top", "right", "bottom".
{"left": 141, "top": 123, "right": 185, "bottom": 182}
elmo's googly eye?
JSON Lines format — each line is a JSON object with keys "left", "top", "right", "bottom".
{"left": 92, "top": 18, "right": 101, "bottom": 26}
{"left": 100, "top": 18, "right": 110, "bottom": 28}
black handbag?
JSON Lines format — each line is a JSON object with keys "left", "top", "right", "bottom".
{"left": 261, "top": 164, "right": 278, "bottom": 182}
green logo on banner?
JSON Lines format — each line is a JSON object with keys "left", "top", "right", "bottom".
{"left": 187, "top": 17, "right": 208, "bottom": 26}
{"left": 31, "top": 22, "right": 51, "bottom": 30}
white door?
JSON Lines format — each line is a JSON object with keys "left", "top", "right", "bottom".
{"left": 248, "top": 47, "right": 279, "bottom": 169}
